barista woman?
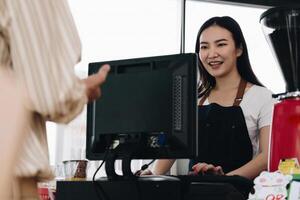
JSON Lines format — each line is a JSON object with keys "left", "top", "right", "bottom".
{"left": 141, "top": 16, "right": 275, "bottom": 179}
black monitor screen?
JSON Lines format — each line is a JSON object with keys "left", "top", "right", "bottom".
{"left": 86, "top": 53, "right": 198, "bottom": 160}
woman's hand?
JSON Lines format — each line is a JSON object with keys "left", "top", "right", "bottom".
{"left": 191, "top": 162, "right": 224, "bottom": 175}
{"left": 135, "top": 169, "right": 153, "bottom": 176}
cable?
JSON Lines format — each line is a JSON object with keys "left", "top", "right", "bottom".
{"left": 92, "top": 155, "right": 107, "bottom": 181}
{"left": 134, "top": 159, "right": 156, "bottom": 199}
{"left": 134, "top": 159, "right": 156, "bottom": 176}
{"left": 141, "top": 159, "right": 155, "bottom": 171}
{"left": 92, "top": 150, "right": 110, "bottom": 200}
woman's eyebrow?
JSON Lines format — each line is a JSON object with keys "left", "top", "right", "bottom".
{"left": 200, "top": 38, "right": 228, "bottom": 45}
{"left": 200, "top": 41, "right": 208, "bottom": 45}
{"left": 215, "top": 38, "right": 228, "bottom": 43}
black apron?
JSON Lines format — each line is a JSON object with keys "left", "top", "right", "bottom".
{"left": 189, "top": 79, "right": 253, "bottom": 173}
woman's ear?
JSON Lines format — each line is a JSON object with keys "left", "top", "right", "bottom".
{"left": 236, "top": 45, "right": 243, "bottom": 57}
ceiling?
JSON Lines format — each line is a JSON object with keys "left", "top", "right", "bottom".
{"left": 191, "top": 0, "right": 300, "bottom": 8}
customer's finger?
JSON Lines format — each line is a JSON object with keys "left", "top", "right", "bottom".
{"left": 95, "top": 64, "right": 110, "bottom": 85}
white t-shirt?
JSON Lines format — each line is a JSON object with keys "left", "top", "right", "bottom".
{"left": 203, "top": 85, "right": 276, "bottom": 157}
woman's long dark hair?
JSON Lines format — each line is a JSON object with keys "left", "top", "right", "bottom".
{"left": 195, "top": 16, "right": 263, "bottom": 98}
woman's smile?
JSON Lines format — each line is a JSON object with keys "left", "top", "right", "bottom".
{"left": 208, "top": 60, "right": 224, "bottom": 69}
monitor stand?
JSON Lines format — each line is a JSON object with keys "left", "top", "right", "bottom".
{"left": 104, "top": 143, "right": 135, "bottom": 179}
{"left": 85, "top": 142, "right": 183, "bottom": 200}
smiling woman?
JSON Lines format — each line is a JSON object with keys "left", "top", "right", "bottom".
{"left": 195, "top": 16, "right": 263, "bottom": 98}
{"left": 198, "top": 25, "right": 242, "bottom": 81}
{"left": 185, "top": 1, "right": 285, "bottom": 94}
{"left": 146, "top": 16, "right": 276, "bottom": 180}
{"left": 193, "top": 17, "right": 272, "bottom": 179}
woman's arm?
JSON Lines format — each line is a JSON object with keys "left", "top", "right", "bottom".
{"left": 151, "top": 159, "right": 176, "bottom": 175}
{"left": 141, "top": 159, "right": 175, "bottom": 175}
{"left": 227, "top": 126, "right": 270, "bottom": 179}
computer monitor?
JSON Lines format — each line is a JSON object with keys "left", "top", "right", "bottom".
{"left": 86, "top": 53, "right": 198, "bottom": 172}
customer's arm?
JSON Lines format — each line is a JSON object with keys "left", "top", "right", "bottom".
{"left": 0, "top": 71, "right": 29, "bottom": 198}
{"left": 6, "top": 0, "right": 107, "bottom": 123}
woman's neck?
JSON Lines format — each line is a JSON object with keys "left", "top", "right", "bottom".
{"left": 214, "top": 73, "right": 241, "bottom": 92}
{"left": 208, "top": 73, "right": 242, "bottom": 106}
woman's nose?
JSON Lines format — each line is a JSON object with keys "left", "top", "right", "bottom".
{"left": 208, "top": 48, "right": 218, "bottom": 58}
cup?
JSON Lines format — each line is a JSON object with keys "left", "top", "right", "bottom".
{"left": 63, "top": 160, "right": 88, "bottom": 180}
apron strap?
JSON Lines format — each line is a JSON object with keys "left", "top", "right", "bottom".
{"left": 233, "top": 79, "right": 247, "bottom": 106}
{"left": 199, "top": 79, "right": 247, "bottom": 106}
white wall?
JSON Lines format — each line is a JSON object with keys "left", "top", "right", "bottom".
{"left": 69, "top": 0, "right": 182, "bottom": 72}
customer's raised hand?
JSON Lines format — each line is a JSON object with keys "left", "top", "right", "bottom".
{"left": 83, "top": 64, "right": 110, "bottom": 102}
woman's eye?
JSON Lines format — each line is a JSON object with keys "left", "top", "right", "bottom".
{"left": 200, "top": 46, "right": 208, "bottom": 50}
{"left": 218, "top": 43, "right": 227, "bottom": 47}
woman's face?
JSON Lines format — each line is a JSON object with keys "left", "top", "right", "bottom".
{"left": 198, "top": 25, "right": 242, "bottom": 79}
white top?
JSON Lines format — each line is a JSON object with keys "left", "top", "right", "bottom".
{"left": 203, "top": 85, "right": 276, "bottom": 157}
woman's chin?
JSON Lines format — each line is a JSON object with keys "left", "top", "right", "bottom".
{"left": 208, "top": 70, "right": 226, "bottom": 78}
